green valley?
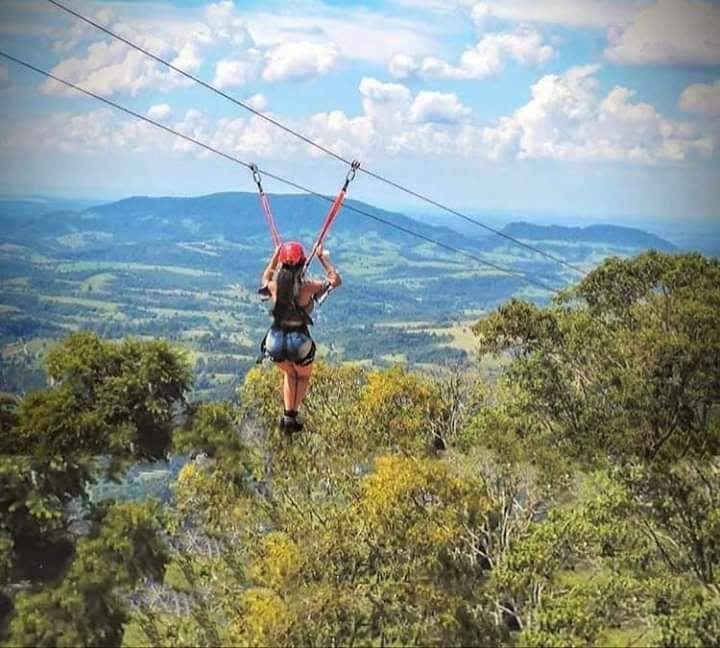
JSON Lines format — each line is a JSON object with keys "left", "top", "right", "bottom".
{"left": 1, "top": 193, "right": 680, "bottom": 400}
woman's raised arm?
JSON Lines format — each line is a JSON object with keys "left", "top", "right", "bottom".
{"left": 317, "top": 244, "right": 342, "bottom": 288}
{"left": 261, "top": 246, "right": 281, "bottom": 287}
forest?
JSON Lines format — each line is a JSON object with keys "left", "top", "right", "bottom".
{"left": 1, "top": 251, "right": 718, "bottom": 646}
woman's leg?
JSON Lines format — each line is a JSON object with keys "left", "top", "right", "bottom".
{"left": 291, "top": 362, "right": 313, "bottom": 411}
{"left": 276, "top": 362, "right": 298, "bottom": 411}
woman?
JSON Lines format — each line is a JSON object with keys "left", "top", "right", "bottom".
{"left": 260, "top": 240, "right": 342, "bottom": 433}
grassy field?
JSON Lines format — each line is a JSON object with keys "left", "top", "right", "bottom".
{"left": 54, "top": 261, "right": 220, "bottom": 277}
{"left": 80, "top": 273, "right": 117, "bottom": 292}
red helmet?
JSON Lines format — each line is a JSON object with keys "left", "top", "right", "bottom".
{"left": 279, "top": 241, "right": 306, "bottom": 266}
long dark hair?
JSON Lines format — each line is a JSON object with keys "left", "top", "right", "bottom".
{"left": 272, "top": 264, "right": 302, "bottom": 322}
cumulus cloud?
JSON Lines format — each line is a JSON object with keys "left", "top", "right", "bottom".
{"left": 213, "top": 53, "right": 262, "bottom": 89}
{"left": 679, "top": 81, "right": 720, "bottom": 116}
{"left": 147, "top": 104, "right": 172, "bottom": 120}
{"left": 262, "top": 41, "right": 339, "bottom": 83}
{"left": 395, "top": 0, "right": 648, "bottom": 29}
{"left": 409, "top": 91, "right": 471, "bottom": 124}
{"left": 0, "top": 65, "right": 9, "bottom": 88}
{"left": 204, "top": 0, "right": 255, "bottom": 47}
{"left": 6, "top": 66, "right": 715, "bottom": 169}
{"left": 477, "top": 65, "right": 715, "bottom": 162}
{"left": 605, "top": 0, "right": 720, "bottom": 66}
{"left": 399, "top": 0, "right": 644, "bottom": 29}
{"left": 388, "top": 54, "right": 420, "bottom": 81}
{"left": 40, "top": 0, "right": 261, "bottom": 97}
{"left": 171, "top": 43, "right": 202, "bottom": 72}
{"left": 244, "top": 93, "right": 268, "bottom": 111}
{"left": 41, "top": 40, "right": 197, "bottom": 97}
{"left": 390, "top": 27, "right": 553, "bottom": 80}
{"left": 470, "top": 3, "right": 493, "bottom": 32}
{"left": 488, "top": 0, "right": 643, "bottom": 29}
{"left": 0, "top": 108, "right": 163, "bottom": 155}
{"left": 305, "top": 111, "right": 374, "bottom": 158}
{"left": 359, "top": 77, "right": 412, "bottom": 105}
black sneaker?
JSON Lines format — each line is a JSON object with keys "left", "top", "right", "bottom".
{"left": 281, "top": 413, "right": 304, "bottom": 433}
{"left": 279, "top": 414, "right": 301, "bottom": 435}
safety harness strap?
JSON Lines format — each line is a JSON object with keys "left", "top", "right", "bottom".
{"left": 250, "top": 163, "right": 282, "bottom": 248}
{"left": 304, "top": 160, "right": 360, "bottom": 274}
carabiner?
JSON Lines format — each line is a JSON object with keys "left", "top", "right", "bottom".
{"left": 346, "top": 159, "right": 361, "bottom": 184}
{"left": 250, "top": 163, "right": 263, "bottom": 189}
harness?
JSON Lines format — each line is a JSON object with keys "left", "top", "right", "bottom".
{"left": 257, "top": 279, "right": 318, "bottom": 364}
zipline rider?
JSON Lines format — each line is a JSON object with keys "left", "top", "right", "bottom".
{"left": 260, "top": 240, "right": 342, "bottom": 433}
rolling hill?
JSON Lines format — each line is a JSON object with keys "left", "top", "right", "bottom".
{"left": 0, "top": 193, "right": 680, "bottom": 399}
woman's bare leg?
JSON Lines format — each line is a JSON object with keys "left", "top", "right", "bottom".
{"left": 291, "top": 363, "right": 313, "bottom": 411}
{"left": 276, "top": 362, "right": 297, "bottom": 411}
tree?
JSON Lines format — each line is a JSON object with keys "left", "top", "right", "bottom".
{"left": 1, "top": 332, "right": 191, "bottom": 643}
{"left": 471, "top": 252, "right": 720, "bottom": 641}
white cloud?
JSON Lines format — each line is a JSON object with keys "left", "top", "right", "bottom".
{"left": 213, "top": 54, "right": 262, "bottom": 89}
{"left": 147, "top": 104, "right": 172, "bottom": 120}
{"left": 397, "top": 0, "right": 645, "bottom": 29}
{"left": 390, "top": 27, "right": 553, "bottom": 80}
{"left": 679, "top": 81, "right": 720, "bottom": 117}
{"left": 358, "top": 78, "right": 412, "bottom": 135}
{"left": 0, "top": 108, "right": 162, "bottom": 155}
{"left": 359, "top": 78, "right": 412, "bottom": 105}
{"left": 7, "top": 65, "right": 715, "bottom": 169}
{"left": 204, "top": 1, "right": 255, "bottom": 47}
{"left": 39, "top": 1, "right": 261, "bottom": 97}
{"left": 305, "top": 111, "right": 375, "bottom": 158}
{"left": 41, "top": 39, "right": 196, "bottom": 97}
{"left": 605, "top": 0, "right": 720, "bottom": 66}
{"left": 470, "top": 3, "right": 492, "bottom": 32}
{"left": 409, "top": 91, "right": 471, "bottom": 124}
{"left": 486, "top": 0, "right": 644, "bottom": 29}
{"left": 0, "top": 65, "right": 9, "bottom": 88}
{"left": 244, "top": 93, "right": 269, "bottom": 111}
{"left": 171, "top": 43, "right": 202, "bottom": 72}
{"left": 388, "top": 54, "right": 420, "bottom": 80}
{"left": 262, "top": 41, "right": 339, "bottom": 83}
{"left": 478, "top": 65, "right": 715, "bottom": 162}
{"left": 243, "top": 8, "right": 439, "bottom": 66}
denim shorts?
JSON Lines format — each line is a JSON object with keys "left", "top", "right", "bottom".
{"left": 263, "top": 326, "right": 316, "bottom": 366}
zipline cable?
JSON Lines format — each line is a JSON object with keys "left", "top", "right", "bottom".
{"left": 0, "top": 50, "right": 561, "bottom": 295}
{"left": 44, "top": 0, "right": 588, "bottom": 278}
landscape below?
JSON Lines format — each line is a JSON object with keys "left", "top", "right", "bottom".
{"left": 0, "top": 192, "right": 682, "bottom": 400}
{"left": 1, "top": 249, "right": 718, "bottom": 646}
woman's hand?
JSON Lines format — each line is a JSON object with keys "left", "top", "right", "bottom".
{"left": 317, "top": 243, "right": 341, "bottom": 288}
{"left": 317, "top": 243, "right": 331, "bottom": 261}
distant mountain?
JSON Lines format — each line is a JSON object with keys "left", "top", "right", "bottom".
{"left": 0, "top": 192, "right": 677, "bottom": 252}
{"left": 496, "top": 222, "right": 677, "bottom": 252}
{"left": 2, "top": 192, "right": 467, "bottom": 252}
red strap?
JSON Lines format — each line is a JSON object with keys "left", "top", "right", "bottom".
{"left": 251, "top": 164, "right": 282, "bottom": 249}
{"left": 260, "top": 192, "right": 282, "bottom": 249}
{"left": 304, "top": 188, "right": 347, "bottom": 273}
{"left": 304, "top": 159, "right": 359, "bottom": 273}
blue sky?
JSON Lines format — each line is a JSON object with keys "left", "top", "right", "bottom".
{"left": 0, "top": 0, "right": 719, "bottom": 223}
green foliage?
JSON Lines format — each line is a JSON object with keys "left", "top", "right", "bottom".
{"left": 655, "top": 584, "right": 720, "bottom": 647}
{"left": 1, "top": 333, "right": 190, "bottom": 644}
{"left": 4, "top": 251, "right": 720, "bottom": 646}
{"left": 473, "top": 252, "right": 720, "bottom": 463}
{"left": 7, "top": 501, "right": 167, "bottom": 648}
{"left": 42, "top": 332, "right": 193, "bottom": 461}
{"left": 470, "top": 252, "right": 720, "bottom": 642}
